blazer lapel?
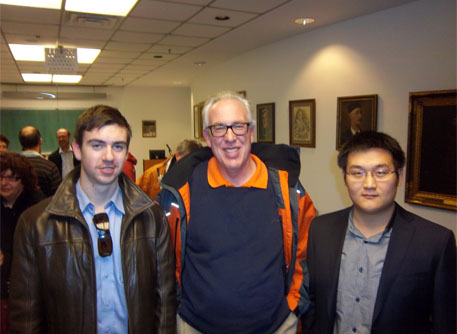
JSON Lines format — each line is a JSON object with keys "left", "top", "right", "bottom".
{"left": 372, "top": 204, "right": 415, "bottom": 321}
{"left": 326, "top": 208, "right": 351, "bottom": 322}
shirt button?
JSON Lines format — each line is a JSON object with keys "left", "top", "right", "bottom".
{"left": 355, "top": 297, "right": 360, "bottom": 302}
{"left": 352, "top": 327, "right": 357, "bottom": 332}
{"left": 359, "top": 267, "right": 363, "bottom": 273}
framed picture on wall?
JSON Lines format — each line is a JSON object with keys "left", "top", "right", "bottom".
{"left": 405, "top": 89, "right": 457, "bottom": 211}
{"left": 336, "top": 94, "right": 377, "bottom": 150}
{"left": 256, "top": 102, "right": 275, "bottom": 143}
{"left": 194, "top": 101, "right": 205, "bottom": 139}
{"left": 237, "top": 90, "right": 246, "bottom": 98}
{"left": 289, "top": 99, "right": 316, "bottom": 148}
{"left": 142, "top": 120, "right": 156, "bottom": 137}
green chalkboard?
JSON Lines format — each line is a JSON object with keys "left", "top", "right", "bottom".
{"left": 0, "top": 109, "right": 83, "bottom": 154}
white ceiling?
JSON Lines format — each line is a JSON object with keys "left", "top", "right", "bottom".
{"left": 0, "top": 0, "right": 418, "bottom": 87}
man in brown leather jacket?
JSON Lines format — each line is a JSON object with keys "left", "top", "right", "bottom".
{"left": 9, "top": 105, "right": 176, "bottom": 333}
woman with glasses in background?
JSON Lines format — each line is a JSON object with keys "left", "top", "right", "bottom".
{"left": 1, "top": 152, "right": 45, "bottom": 333}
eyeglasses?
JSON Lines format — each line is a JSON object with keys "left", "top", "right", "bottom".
{"left": 0, "top": 175, "right": 20, "bottom": 182}
{"left": 207, "top": 122, "right": 251, "bottom": 137}
{"left": 345, "top": 169, "right": 397, "bottom": 181}
{"left": 92, "top": 213, "right": 113, "bottom": 257}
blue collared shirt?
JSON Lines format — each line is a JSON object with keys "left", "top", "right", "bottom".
{"left": 76, "top": 181, "right": 128, "bottom": 334}
{"left": 334, "top": 209, "right": 392, "bottom": 334}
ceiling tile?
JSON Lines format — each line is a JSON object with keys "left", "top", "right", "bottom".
{"left": 160, "top": 35, "right": 209, "bottom": 47}
{"left": 130, "top": 1, "right": 202, "bottom": 21}
{"left": 146, "top": 44, "right": 192, "bottom": 54}
{"left": 58, "top": 38, "right": 106, "bottom": 49}
{"left": 60, "top": 26, "right": 114, "bottom": 40}
{"left": 0, "top": 5, "right": 60, "bottom": 24}
{"left": 98, "top": 50, "right": 141, "bottom": 59}
{"left": 121, "top": 17, "right": 180, "bottom": 33}
{"left": 112, "top": 31, "right": 163, "bottom": 43}
{"left": 211, "top": 0, "right": 288, "bottom": 13}
{"left": 93, "top": 56, "right": 132, "bottom": 65}
{"left": 173, "top": 23, "right": 230, "bottom": 38}
{"left": 160, "top": 0, "right": 212, "bottom": 5}
{"left": 189, "top": 7, "right": 257, "bottom": 26}
{"left": 4, "top": 34, "right": 57, "bottom": 45}
{"left": 1, "top": 22, "right": 59, "bottom": 37}
{"left": 104, "top": 41, "right": 151, "bottom": 52}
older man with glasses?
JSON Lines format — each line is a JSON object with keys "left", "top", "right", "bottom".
{"left": 303, "top": 131, "right": 456, "bottom": 334}
{"left": 9, "top": 105, "right": 176, "bottom": 333}
{"left": 157, "top": 91, "right": 316, "bottom": 334}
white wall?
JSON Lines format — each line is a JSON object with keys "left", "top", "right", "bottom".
{"left": 0, "top": 85, "right": 192, "bottom": 175}
{"left": 190, "top": 0, "right": 457, "bottom": 233}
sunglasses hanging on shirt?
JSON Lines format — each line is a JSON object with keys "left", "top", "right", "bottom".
{"left": 92, "top": 212, "right": 113, "bottom": 257}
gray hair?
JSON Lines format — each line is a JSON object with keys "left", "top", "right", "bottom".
{"left": 202, "top": 91, "right": 255, "bottom": 129}
{"left": 176, "top": 139, "right": 202, "bottom": 155}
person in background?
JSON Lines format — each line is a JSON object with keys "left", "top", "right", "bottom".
{"left": 137, "top": 139, "right": 202, "bottom": 200}
{"left": 157, "top": 91, "right": 316, "bottom": 334}
{"left": 9, "top": 105, "right": 176, "bottom": 333}
{"left": 303, "top": 131, "right": 456, "bottom": 334}
{"left": 48, "top": 128, "right": 80, "bottom": 178}
{"left": 18, "top": 125, "right": 61, "bottom": 197}
{"left": 1, "top": 152, "right": 46, "bottom": 333}
{"left": 122, "top": 152, "right": 137, "bottom": 181}
{"left": 0, "top": 134, "right": 9, "bottom": 154}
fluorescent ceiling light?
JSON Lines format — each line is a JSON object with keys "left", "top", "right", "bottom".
{"left": 53, "top": 74, "right": 82, "bottom": 83}
{"left": 294, "top": 18, "right": 315, "bottom": 25}
{"left": 0, "top": 0, "right": 61, "bottom": 10}
{"left": 65, "top": 0, "right": 138, "bottom": 16}
{"left": 77, "top": 48, "right": 101, "bottom": 63}
{"left": 10, "top": 44, "right": 100, "bottom": 64}
{"left": 10, "top": 44, "right": 46, "bottom": 61}
{"left": 22, "top": 73, "right": 52, "bottom": 82}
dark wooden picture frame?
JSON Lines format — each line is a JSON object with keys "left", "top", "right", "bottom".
{"left": 193, "top": 101, "right": 205, "bottom": 139}
{"left": 142, "top": 120, "right": 156, "bottom": 137}
{"left": 256, "top": 102, "right": 275, "bottom": 143}
{"left": 405, "top": 89, "right": 457, "bottom": 211}
{"left": 336, "top": 94, "right": 377, "bottom": 150}
{"left": 289, "top": 99, "right": 316, "bottom": 148}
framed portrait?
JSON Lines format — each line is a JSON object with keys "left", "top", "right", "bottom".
{"left": 289, "top": 99, "right": 316, "bottom": 148}
{"left": 336, "top": 94, "right": 377, "bottom": 150}
{"left": 256, "top": 102, "right": 275, "bottom": 143}
{"left": 405, "top": 89, "right": 456, "bottom": 211}
{"left": 194, "top": 101, "right": 205, "bottom": 139}
{"left": 142, "top": 120, "right": 156, "bottom": 138}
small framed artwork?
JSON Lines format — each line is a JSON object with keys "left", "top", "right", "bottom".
{"left": 194, "top": 101, "right": 205, "bottom": 139}
{"left": 289, "top": 99, "right": 316, "bottom": 148}
{"left": 142, "top": 120, "right": 156, "bottom": 138}
{"left": 405, "top": 89, "right": 456, "bottom": 211}
{"left": 237, "top": 90, "right": 246, "bottom": 98}
{"left": 256, "top": 102, "right": 275, "bottom": 143}
{"left": 336, "top": 94, "right": 377, "bottom": 150}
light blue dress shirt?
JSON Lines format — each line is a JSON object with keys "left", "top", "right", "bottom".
{"left": 76, "top": 180, "right": 128, "bottom": 334}
{"left": 333, "top": 209, "right": 392, "bottom": 334}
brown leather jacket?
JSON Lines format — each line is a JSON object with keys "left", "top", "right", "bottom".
{"left": 9, "top": 167, "right": 176, "bottom": 334}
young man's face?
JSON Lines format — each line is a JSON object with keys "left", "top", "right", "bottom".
{"left": 345, "top": 148, "right": 401, "bottom": 217}
{"left": 73, "top": 124, "right": 128, "bottom": 189}
{"left": 203, "top": 98, "right": 254, "bottom": 178}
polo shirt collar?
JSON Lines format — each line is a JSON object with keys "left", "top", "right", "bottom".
{"left": 207, "top": 154, "right": 268, "bottom": 189}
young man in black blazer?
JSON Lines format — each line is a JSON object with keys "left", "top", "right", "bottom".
{"left": 304, "top": 131, "right": 456, "bottom": 334}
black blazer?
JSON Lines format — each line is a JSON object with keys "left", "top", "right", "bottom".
{"left": 48, "top": 148, "right": 80, "bottom": 177}
{"left": 304, "top": 204, "right": 456, "bottom": 334}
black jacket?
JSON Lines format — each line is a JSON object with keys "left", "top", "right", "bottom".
{"left": 48, "top": 148, "right": 80, "bottom": 177}
{"left": 9, "top": 167, "right": 176, "bottom": 334}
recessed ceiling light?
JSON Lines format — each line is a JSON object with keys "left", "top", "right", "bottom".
{"left": 294, "top": 17, "right": 315, "bottom": 25}
{"left": 0, "top": 0, "right": 61, "bottom": 10}
{"left": 215, "top": 15, "right": 230, "bottom": 21}
{"left": 65, "top": 0, "right": 138, "bottom": 17}
{"left": 53, "top": 74, "right": 82, "bottom": 83}
{"left": 153, "top": 55, "right": 163, "bottom": 59}
{"left": 9, "top": 44, "right": 100, "bottom": 64}
{"left": 194, "top": 61, "right": 206, "bottom": 66}
{"left": 22, "top": 73, "right": 52, "bottom": 83}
